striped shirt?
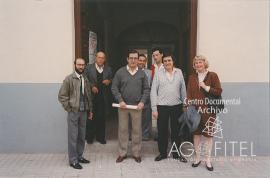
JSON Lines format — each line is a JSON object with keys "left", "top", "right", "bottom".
{"left": 150, "top": 67, "right": 187, "bottom": 112}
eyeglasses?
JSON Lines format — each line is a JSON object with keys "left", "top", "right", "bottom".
{"left": 128, "top": 57, "right": 138, "bottom": 61}
{"left": 76, "top": 64, "right": 85, "bottom": 66}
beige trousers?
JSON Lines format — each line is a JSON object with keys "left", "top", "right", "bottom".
{"left": 118, "top": 108, "right": 142, "bottom": 157}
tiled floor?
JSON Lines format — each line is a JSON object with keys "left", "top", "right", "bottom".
{"left": 0, "top": 140, "right": 269, "bottom": 178}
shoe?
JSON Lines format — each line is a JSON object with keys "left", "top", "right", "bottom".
{"left": 154, "top": 154, "right": 167, "bottom": 161}
{"left": 98, "top": 140, "right": 106, "bottom": 144}
{"left": 172, "top": 153, "right": 178, "bottom": 159}
{"left": 192, "top": 161, "right": 201, "bottom": 167}
{"left": 87, "top": 139, "right": 93, "bottom": 144}
{"left": 116, "top": 155, "right": 127, "bottom": 163}
{"left": 133, "top": 156, "right": 141, "bottom": 163}
{"left": 70, "top": 162, "right": 82, "bottom": 169}
{"left": 172, "top": 153, "right": 187, "bottom": 163}
{"left": 206, "top": 163, "right": 214, "bottom": 171}
{"left": 78, "top": 157, "right": 90, "bottom": 164}
{"left": 179, "top": 155, "right": 187, "bottom": 163}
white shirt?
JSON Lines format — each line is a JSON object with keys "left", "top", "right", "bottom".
{"left": 126, "top": 65, "right": 138, "bottom": 76}
{"left": 95, "top": 63, "right": 104, "bottom": 73}
{"left": 198, "top": 70, "right": 210, "bottom": 92}
{"left": 198, "top": 70, "right": 208, "bottom": 83}
{"left": 75, "top": 71, "right": 84, "bottom": 95}
{"left": 151, "top": 68, "right": 186, "bottom": 112}
{"left": 165, "top": 68, "right": 176, "bottom": 82}
{"left": 153, "top": 63, "right": 164, "bottom": 73}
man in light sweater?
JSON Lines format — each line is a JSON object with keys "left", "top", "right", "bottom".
{"left": 151, "top": 53, "right": 187, "bottom": 163}
{"left": 111, "top": 50, "right": 150, "bottom": 163}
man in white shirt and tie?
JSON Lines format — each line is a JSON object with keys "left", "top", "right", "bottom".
{"left": 58, "top": 58, "right": 93, "bottom": 169}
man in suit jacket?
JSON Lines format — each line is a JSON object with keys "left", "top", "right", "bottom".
{"left": 58, "top": 58, "right": 93, "bottom": 169}
{"left": 138, "top": 54, "right": 152, "bottom": 141}
{"left": 84, "top": 51, "right": 113, "bottom": 144}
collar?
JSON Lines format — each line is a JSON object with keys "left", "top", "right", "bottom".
{"left": 197, "top": 70, "right": 208, "bottom": 76}
{"left": 154, "top": 63, "right": 163, "bottom": 69}
{"left": 164, "top": 67, "right": 176, "bottom": 74}
{"left": 95, "top": 63, "right": 104, "bottom": 69}
{"left": 75, "top": 71, "right": 82, "bottom": 79}
{"left": 126, "top": 65, "right": 138, "bottom": 72}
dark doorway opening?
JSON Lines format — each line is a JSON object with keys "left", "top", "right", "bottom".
{"left": 74, "top": 0, "right": 197, "bottom": 141}
{"left": 74, "top": 0, "right": 197, "bottom": 77}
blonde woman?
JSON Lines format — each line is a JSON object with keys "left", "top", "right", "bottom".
{"left": 186, "top": 55, "right": 222, "bottom": 171}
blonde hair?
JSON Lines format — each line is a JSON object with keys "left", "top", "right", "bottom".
{"left": 192, "top": 55, "right": 209, "bottom": 69}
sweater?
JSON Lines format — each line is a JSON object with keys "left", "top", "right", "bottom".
{"left": 111, "top": 66, "right": 150, "bottom": 105}
{"left": 150, "top": 67, "right": 187, "bottom": 112}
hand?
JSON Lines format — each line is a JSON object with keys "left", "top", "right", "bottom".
{"left": 119, "top": 101, "right": 127, "bottom": 108}
{"left": 88, "top": 112, "right": 93, "bottom": 120}
{"left": 102, "top": 79, "right": 111, "bottom": 86}
{"left": 152, "top": 111, "right": 158, "bottom": 119}
{"left": 199, "top": 82, "right": 210, "bottom": 92}
{"left": 199, "top": 82, "right": 206, "bottom": 89}
{"left": 137, "top": 102, "right": 144, "bottom": 110}
{"left": 92, "top": 86, "right": 99, "bottom": 94}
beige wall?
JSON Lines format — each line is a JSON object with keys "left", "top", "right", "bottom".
{"left": 0, "top": 0, "right": 74, "bottom": 83}
{"left": 197, "top": 0, "right": 269, "bottom": 82}
{"left": 1, "top": 0, "right": 269, "bottom": 83}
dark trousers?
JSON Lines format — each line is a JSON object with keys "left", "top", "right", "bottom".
{"left": 86, "top": 95, "right": 106, "bottom": 142}
{"left": 157, "top": 104, "right": 183, "bottom": 155}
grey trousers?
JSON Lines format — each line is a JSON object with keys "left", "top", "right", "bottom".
{"left": 67, "top": 111, "right": 87, "bottom": 164}
{"left": 142, "top": 105, "right": 152, "bottom": 139}
{"left": 118, "top": 108, "right": 142, "bottom": 157}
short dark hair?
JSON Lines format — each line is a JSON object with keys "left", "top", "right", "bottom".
{"left": 74, "top": 58, "right": 86, "bottom": 65}
{"left": 127, "top": 49, "right": 139, "bottom": 57}
{"left": 139, "top": 54, "right": 147, "bottom": 59}
{"left": 162, "top": 53, "right": 175, "bottom": 63}
{"left": 151, "top": 47, "right": 163, "bottom": 54}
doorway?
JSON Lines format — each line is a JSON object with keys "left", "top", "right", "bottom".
{"left": 74, "top": 0, "right": 197, "bottom": 76}
{"left": 74, "top": 0, "right": 197, "bottom": 141}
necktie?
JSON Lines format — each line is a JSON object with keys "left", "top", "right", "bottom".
{"left": 80, "top": 75, "right": 83, "bottom": 95}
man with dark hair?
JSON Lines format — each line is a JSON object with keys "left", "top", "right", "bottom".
{"left": 111, "top": 50, "right": 150, "bottom": 163}
{"left": 150, "top": 47, "right": 164, "bottom": 141}
{"left": 151, "top": 47, "right": 164, "bottom": 79}
{"left": 58, "top": 58, "right": 93, "bottom": 169}
{"left": 138, "top": 54, "right": 152, "bottom": 141}
{"left": 85, "top": 51, "right": 113, "bottom": 144}
{"left": 151, "top": 54, "right": 187, "bottom": 163}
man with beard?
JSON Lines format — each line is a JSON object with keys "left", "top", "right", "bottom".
{"left": 58, "top": 58, "right": 93, "bottom": 169}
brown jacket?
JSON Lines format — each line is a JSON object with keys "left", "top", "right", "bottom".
{"left": 58, "top": 72, "right": 93, "bottom": 112}
{"left": 187, "top": 71, "right": 222, "bottom": 110}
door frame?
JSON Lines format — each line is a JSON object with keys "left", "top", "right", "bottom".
{"left": 74, "top": 0, "right": 198, "bottom": 74}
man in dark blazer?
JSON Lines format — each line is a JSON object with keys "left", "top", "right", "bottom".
{"left": 84, "top": 51, "right": 113, "bottom": 144}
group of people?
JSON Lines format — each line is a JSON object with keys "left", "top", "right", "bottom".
{"left": 58, "top": 48, "right": 222, "bottom": 172}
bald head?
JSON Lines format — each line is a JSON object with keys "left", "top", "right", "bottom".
{"left": 95, "top": 51, "right": 106, "bottom": 67}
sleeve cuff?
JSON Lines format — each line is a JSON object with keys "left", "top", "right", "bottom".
{"left": 152, "top": 106, "right": 157, "bottom": 112}
{"left": 205, "top": 86, "right": 210, "bottom": 92}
